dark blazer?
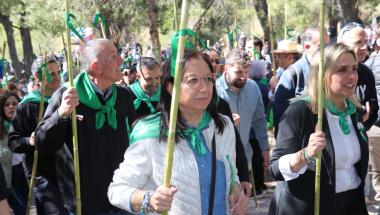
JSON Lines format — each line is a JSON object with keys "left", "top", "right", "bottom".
{"left": 269, "top": 100, "right": 369, "bottom": 215}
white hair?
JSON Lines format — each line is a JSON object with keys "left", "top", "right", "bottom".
{"left": 81, "top": 38, "right": 112, "bottom": 71}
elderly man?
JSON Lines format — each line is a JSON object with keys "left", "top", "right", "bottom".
{"left": 338, "top": 22, "right": 378, "bottom": 129}
{"left": 36, "top": 39, "right": 137, "bottom": 215}
{"left": 273, "top": 27, "right": 328, "bottom": 137}
{"left": 127, "top": 57, "right": 161, "bottom": 118}
{"left": 8, "top": 55, "right": 73, "bottom": 214}
{"left": 216, "top": 48, "right": 269, "bottom": 195}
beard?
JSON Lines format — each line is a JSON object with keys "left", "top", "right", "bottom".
{"left": 231, "top": 78, "right": 246, "bottom": 88}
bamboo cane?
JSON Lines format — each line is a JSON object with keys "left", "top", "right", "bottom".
{"left": 284, "top": 3, "right": 287, "bottom": 40}
{"left": 1, "top": 42, "right": 5, "bottom": 58}
{"left": 248, "top": 165, "right": 258, "bottom": 208}
{"left": 65, "top": 0, "right": 82, "bottom": 214}
{"left": 234, "top": 10, "right": 238, "bottom": 48}
{"left": 162, "top": 1, "right": 191, "bottom": 215}
{"left": 172, "top": 0, "right": 179, "bottom": 31}
{"left": 314, "top": 0, "right": 325, "bottom": 214}
{"left": 25, "top": 52, "right": 47, "bottom": 215}
{"left": 268, "top": 3, "right": 276, "bottom": 75}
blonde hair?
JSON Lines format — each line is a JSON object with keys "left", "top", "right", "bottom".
{"left": 296, "top": 43, "right": 360, "bottom": 113}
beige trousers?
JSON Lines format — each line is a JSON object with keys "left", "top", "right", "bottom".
{"left": 369, "top": 126, "right": 380, "bottom": 201}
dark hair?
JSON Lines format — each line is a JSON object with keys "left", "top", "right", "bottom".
{"left": 137, "top": 57, "right": 159, "bottom": 72}
{"left": 158, "top": 49, "right": 226, "bottom": 142}
{"left": 0, "top": 92, "right": 20, "bottom": 138}
{"left": 254, "top": 38, "right": 264, "bottom": 50}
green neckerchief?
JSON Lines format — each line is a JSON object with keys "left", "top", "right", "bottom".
{"left": 20, "top": 91, "right": 51, "bottom": 104}
{"left": 3, "top": 120, "right": 10, "bottom": 133}
{"left": 129, "top": 80, "right": 160, "bottom": 113}
{"left": 130, "top": 111, "right": 213, "bottom": 155}
{"left": 325, "top": 99, "right": 356, "bottom": 135}
{"left": 74, "top": 72, "right": 117, "bottom": 130}
{"left": 182, "top": 112, "right": 212, "bottom": 156}
{"left": 129, "top": 112, "right": 161, "bottom": 145}
{"left": 292, "top": 96, "right": 357, "bottom": 135}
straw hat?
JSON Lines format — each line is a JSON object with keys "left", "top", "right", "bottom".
{"left": 273, "top": 40, "right": 301, "bottom": 53}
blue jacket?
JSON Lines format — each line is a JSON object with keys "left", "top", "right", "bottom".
{"left": 273, "top": 54, "right": 310, "bottom": 137}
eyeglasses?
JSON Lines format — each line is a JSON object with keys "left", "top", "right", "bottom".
{"left": 210, "top": 59, "right": 220, "bottom": 64}
{"left": 182, "top": 75, "right": 214, "bottom": 87}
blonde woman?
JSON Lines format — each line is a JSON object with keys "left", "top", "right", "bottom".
{"left": 269, "top": 44, "right": 368, "bottom": 215}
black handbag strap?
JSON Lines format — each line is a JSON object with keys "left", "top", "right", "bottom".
{"left": 208, "top": 133, "right": 216, "bottom": 215}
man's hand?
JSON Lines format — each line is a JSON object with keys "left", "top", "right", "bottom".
{"left": 363, "top": 101, "right": 370, "bottom": 122}
{"left": 240, "top": 181, "right": 252, "bottom": 197}
{"left": 232, "top": 113, "right": 240, "bottom": 126}
{"left": 58, "top": 87, "right": 79, "bottom": 118}
{"left": 262, "top": 150, "right": 270, "bottom": 168}
{"left": 29, "top": 132, "right": 35, "bottom": 146}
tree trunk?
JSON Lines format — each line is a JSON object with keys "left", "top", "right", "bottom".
{"left": 328, "top": 0, "right": 340, "bottom": 42}
{"left": 146, "top": 0, "right": 161, "bottom": 63}
{"left": 252, "top": 0, "right": 270, "bottom": 46}
{"left": 192, "top": 0, "right": 215, "bottom": 32}
{"left": 0, "top": 13, "right": 22, "bottom": 77}
{"left": 338, "top": 0, "right": 360, "bottom": 24}
{"left": 19, "top": 1, "right": 34, "bottom": 77}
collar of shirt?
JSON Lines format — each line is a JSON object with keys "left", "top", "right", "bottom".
{"left": 89, "top": 79, "right": 112, "bottom": 101}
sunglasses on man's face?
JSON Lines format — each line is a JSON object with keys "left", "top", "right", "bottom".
{"left": 210, "top": 59, "right": 220, "bottom": 64}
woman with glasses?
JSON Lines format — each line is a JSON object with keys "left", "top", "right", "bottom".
{"left": 108, "top": 49, "right": 248, "bottom": 214}
{"left": 269, "top": 44, "right": 368, "bottom": 214}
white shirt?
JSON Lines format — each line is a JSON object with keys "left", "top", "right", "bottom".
{"left": 279, "top": 110, "right": 361, "bottom": 193}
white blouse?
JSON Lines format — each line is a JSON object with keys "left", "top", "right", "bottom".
{"left": 279, "top": 110, "right": 361, "bottom": 193}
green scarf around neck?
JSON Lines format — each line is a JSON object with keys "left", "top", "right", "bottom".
{"left": 3, "top": 120, "right": 10, "bottom": 133}
{"left": 182, "top": 112, "right": 212, "bottom": 155}
{"left": 74, "top": 72, "right": 117, "bottom": 130}
{"left": 129, "top": 80, "right": 160, "bottom": 113}
{"left": 20, "top": 91, "right": 51, "bottom": 104}
{"left": 325, "top": 99, "right": 356, "bottom": 135}
{"left": 130, "top": 111, "right": 213, "bottom": 155}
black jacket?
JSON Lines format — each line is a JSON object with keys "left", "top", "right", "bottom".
{"left": 269, "top": 101, "right": 368, "bottom": 215}
{"left": 36, "top": 85, "right": 137, "bottom": 215}
{"left": 0, "top": 163, "right": 8, "bottom": 201}
{"left": 218, "top": 98, "right": 249, "bottom": 182}
{"left": 126, "top": 87, "right": 158, "bottom": 119}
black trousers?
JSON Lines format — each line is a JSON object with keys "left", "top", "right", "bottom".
{"left": 332, "top": 187, "right": 368, "bottom": 215}
{"left": 34, "top": 176, "right": 67, "bottom": 215}
{"left": 8, "top": 163, "right": 28, "bottom": 215}
{"left": 250, "top": 138, "right": 265, "bottom": 192}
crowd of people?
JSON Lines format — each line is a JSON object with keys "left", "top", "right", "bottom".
{"left": 0, "top": 19, "right": 380, "bottom": 215}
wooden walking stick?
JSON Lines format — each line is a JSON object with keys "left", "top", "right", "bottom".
{"left": 25, "top": 53, "right": 48, "bottom": 215}
{"left": 162, "top": 0, "right": 191, "bottom": 215}
{"left": 65, "top": 0, "right": 82, "bottom": 214}
{"left": 314, "top": 0, "right": 326, "bottom": 214}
